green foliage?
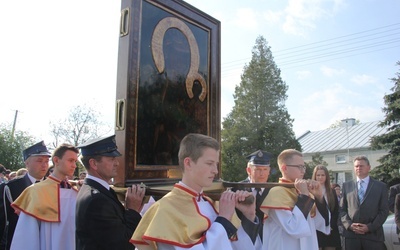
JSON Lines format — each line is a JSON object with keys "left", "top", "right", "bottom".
{"left": 0, "top": 124, "right": 36, "bottom": 171}
{"left": 221, "top": 36, "right": 301, "bottom": 182}
{"left": 370, "top": 61, "right": 400, "bottom": 184}
{"left": 304, "top": 153, "right": 328, "bottom": 180}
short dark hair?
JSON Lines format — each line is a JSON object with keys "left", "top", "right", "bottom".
{"left": 353, "top": 155, "right": 370, "bottom": 166}
{"left": 52, "top": 143, "right": 79, "bottom": 165}
{"left": 178, "top": 133, "right": 219, "bottom": 171}
{"left": 80, "top": 155, "right": 103, "bottom": 171}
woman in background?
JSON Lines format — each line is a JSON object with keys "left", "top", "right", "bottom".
{"left": 312, "top": 165, "right": 342, "bottom": 250}
{"left": 395, "top": 193, "right": 400, "bottom": 233}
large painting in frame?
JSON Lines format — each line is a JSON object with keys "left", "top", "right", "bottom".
{"left": 114, "top": 0, "right": 221, "bottom": 187}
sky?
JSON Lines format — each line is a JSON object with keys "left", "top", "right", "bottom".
{"left": 0, "top": 0, "right": 399, "bottom": 145}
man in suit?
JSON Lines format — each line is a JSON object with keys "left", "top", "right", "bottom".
{"left": 75, "top": 135, "right": 145, "bottom": 250}
{"left": 0, "top": 141, "right": 51, "bottom": 250}
{"left": 340, "top": 155, "right": 389, "bottom": 250}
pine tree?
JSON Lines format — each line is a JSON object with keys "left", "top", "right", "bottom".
{"left": 304, "top": 153, "right": 328, "bottom": 180}
{"left": 370, "top": 61, "right": 400, "bottom": 184}
{"left": 221, "top": 36, "right": 300, "bottom": 182}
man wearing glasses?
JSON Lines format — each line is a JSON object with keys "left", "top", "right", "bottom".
{"left": 260, "top": 149, "right": 330, "bottom": 250}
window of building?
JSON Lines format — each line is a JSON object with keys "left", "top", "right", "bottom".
{"left": 336, "top": 155, "right": 347, "bottom": 163}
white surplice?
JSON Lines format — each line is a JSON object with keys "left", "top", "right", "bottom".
{"left": 11, "top": 189, "right": 77, "bottom": 250}
{"left": 262, "top": 205, "right": 330, "bottom": 250}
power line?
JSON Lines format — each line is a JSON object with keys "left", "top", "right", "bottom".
{"left": 221, "top": 23, "right": 400, "bottom": 76}
{"left": 278, "top": 38, "right": 400, "bottom": 66}
{"left": 276, "top": 31, "right": 400, "bottom": 59}
{"left": 274, "top": 23, "right": 400, "bottom": 53}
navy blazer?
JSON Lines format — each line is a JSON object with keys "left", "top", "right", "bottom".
{"left": 340, "top": 177, "right": 389, "bottom": 242}
{"left": 75, "top": 178, "right": 141, "bottom": 250}
{"left": 388, "top": 183, "right": 400, "bottom": 213}
{"left": 0, "top": 174, "right": 33, "bottom": 250}
{"left": 239, "top": 178, "right": 269, "bottom": 223}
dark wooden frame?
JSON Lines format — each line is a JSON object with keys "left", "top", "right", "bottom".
{"left": 114, "top": 0, "right": 221, "bottom": 187}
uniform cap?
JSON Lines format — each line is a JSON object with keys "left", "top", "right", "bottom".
{"left": 246, "top": 150, "right": 273, "bottom": 166}
{"left": 23, "top": 141, "right": 51, "bottom": 161}
{"left": 78, "top": 135, "right": 122, "bottom": 157}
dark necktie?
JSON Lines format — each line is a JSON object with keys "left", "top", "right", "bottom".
{"left": 60, "top": 180, "right": 71, "bottom": 189}
{"left": 255, "top": 187, "right": 264, "bottom": 240}
{"left": 35, "top": 180, "right": 40, "bottom": 183}
{"left": 255, "top": 188, "right": 262, "bottom": 205}
{"left": 109, "top": 188, "right": 118, "bottom": 200}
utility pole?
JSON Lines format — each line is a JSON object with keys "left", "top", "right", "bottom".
{"left": 11, "top": 110, "right": 18, "bottom": 141}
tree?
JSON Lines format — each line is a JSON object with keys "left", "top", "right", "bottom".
{"left": 221, "top": 36, "right": 301, "bottom": 182}
{"left": 49, "top": 105, "right": 112, "bottom": 177}
{"left": 0, "top": 124, "right": 36, "bottom": 170}
{"left": 370, "top": 61, "right": 400, "bottom": 184}
{"left": 49, "top": 105, "right": 111, "bottom": 148}
{"left": 304, "top": 153, "right": 328, "bottom": 180}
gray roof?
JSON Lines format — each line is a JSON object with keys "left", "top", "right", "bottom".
{"left": 297, "top": 121, "right": 388, "bottom": 154}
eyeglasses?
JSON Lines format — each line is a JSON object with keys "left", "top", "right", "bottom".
{"left": 286, "top": 164, "right": 306, "bottom": 171}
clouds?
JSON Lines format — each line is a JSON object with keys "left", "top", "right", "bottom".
{"left": 351, "top": 74, "right": 377, "bottom": 86}
{"left": 296, "top": 70, "right": 312, "bottom": 79}
{"left": 235, "top": 8, "right": 259, "bottom": 30}
{"left": 292, "top": 85, "right": 372, "bottom": 135}
{"left": 1, "top": 0, "right": 398, "bottom": 144}
{"left": 290, "top": 72, "right": 387, "bottom": 136}
{"left": 263, "top": 0, "right": 347, "bottom": 36}
{"left": 320, "top": 65, "right": 346, "bottom": 77}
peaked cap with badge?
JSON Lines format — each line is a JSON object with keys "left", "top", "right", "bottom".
{"left": 23, "top": 141, "right": 51, "bottom": 161}
{"left": 78, "top": 135, "right": 122, "bottom": 157}
{"left": 246, "top": 149, "right": 273, "bottom": 166}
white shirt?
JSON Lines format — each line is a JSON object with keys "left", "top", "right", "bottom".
{"left": 86, "top": 174, "right": 110, "bottom": 190}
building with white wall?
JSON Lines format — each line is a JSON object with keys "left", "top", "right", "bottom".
{"left": 297, "top": 118, "right": 388, "bottom": 186}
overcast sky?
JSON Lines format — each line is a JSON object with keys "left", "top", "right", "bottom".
{"left": 0, "top": 0, "right": 399, "bottom": 144}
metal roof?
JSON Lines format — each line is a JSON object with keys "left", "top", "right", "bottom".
{"left": 297, "top": 120, "right": 388, "bottom": 154}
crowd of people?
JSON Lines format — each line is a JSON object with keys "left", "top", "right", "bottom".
{"left": 0, "top": 165, "right": 27, "bottom": 184}
{"left": 0, "top": 133, "right": 395, "bottom": 250}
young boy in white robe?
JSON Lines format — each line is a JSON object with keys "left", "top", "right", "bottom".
{"left": 130, "top": 133, "right": 262, "bottom": 250}
{"left": 260, "top": 149, "right": 330, "bottom": 250}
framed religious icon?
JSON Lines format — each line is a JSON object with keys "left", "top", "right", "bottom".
{"left": 114, "top": 0, "right": 221, "bottom": 187}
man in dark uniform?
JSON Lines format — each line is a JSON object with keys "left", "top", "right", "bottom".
{"left": 0, "top": 141, "right": 51, "bottom": 250}
{"left": 235, "top": 149, "right": 273, "bottom": 241}
{"left": 75, "top": 135, "right": 144, "bottom": 250}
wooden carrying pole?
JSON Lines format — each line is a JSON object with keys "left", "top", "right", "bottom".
{"left": 112, "top": 181, "right": 294, "bottom": 205}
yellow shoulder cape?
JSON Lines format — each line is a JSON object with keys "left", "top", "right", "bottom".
{"left": 130, "top": 184, "right": 241, "bottom": 250}
{"left": 11, "top": 176, "right": 77, "bottom": 222}
{"left": 260, "top": 178, "right": 316, "bottom": 217}
{"left": 260, "top": 180, "right": 297, "bottom": 216}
